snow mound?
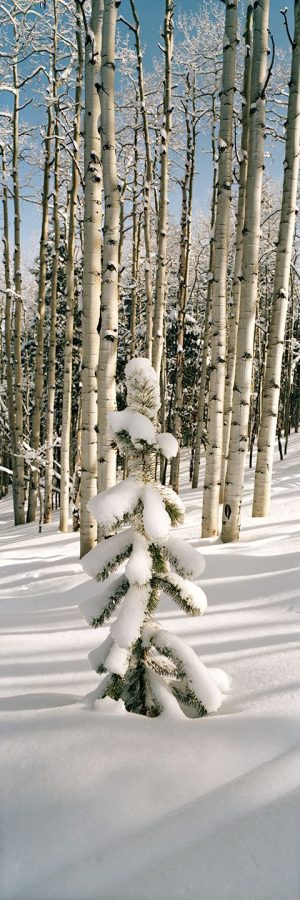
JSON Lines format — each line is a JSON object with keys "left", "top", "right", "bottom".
{"left": 2, "top": 433, "right": 300, "bottom": 899}
{"left": 209, "top": 667, "right": 230, "bottom": 693}
{"left": 94, "top": 697, "right": 127, "bottom": 715}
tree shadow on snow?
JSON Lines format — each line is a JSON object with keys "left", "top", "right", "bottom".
{"left": 0, "top": 692, "right": 80, "bottom": 711}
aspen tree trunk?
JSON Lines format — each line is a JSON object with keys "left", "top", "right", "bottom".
{"left": 136, "top": 213, "right": 142, "bottom": 329}
{"left": 72, "top": 393, "right": 82, "bottom": 532}
{"left": 170, "top": 181, "right": 187, "bottom": 494}
{"left": 152, "top": 125, "right": 160, "bottom": 220}
{"left": 221, "top": 0, "right": 270, "bottom": 542}
{"left": 220, "top": 1, "right": 253, "bottom": 500}
{"left": 23, "top": 309, "right": 30, "bottom": 448}
{"left": 159, "top": 332, "right": 167, "bottom": 483}
{"left": 294, "top": 362, "right": 300, "bottom": 432}
{"left": 44, "top": 0, "right": 60, "bottom": 524}
{"left": 0, "top": 314, "right": 5, "bottom": 498}
{"left": 192, "top": 86, "right": 218, "bottom": 490}
{"left": 283, "top": 279, "right": 294, "bottom": 455}
{"left": 1, "top": 144, "right": 18, "bottom": 520}
{"left": 192, "top": 307, "right": 210, "bottom": 489}
{"left": 12, "top": 47, "right": 25, "bottom": 525}
{"left": 152, "top": 0, "right": 174, "bottom": 379}
{"left": 59, "top": 5, "right": 83, "bottom": 533}
{"left": 171, "top": 76, "right": 196, "bottom": 493}
{"left": 201, "top": 0, "right": 238, "bottom": 538}
{"left": 129, "top": 0, "right": 153, "bottom": 361}
{"left": 252, "top": 0, "right": 300, "bottom": 517}
{"left": 27, "top": 106, "right": 53, "bottom": 523}
{"left": 130, "top": 98, "right": 139, "bottom": 359}
{"left": 97, "top": 0, "right": 119, "bottom": 494}
{"left": 117, "top": 173, "right": 127, "bottom": 328}
{"left": 80, "top": 0, "right": 103, "bottom": 557}
{"left": 249, "top": 292, "right": 267, "bottom": 468}
{"left": 118, "top": 175, "right": 126, "bottom": 280}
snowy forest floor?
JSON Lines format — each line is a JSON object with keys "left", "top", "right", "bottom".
{"left": 1, "top": 437, "right": 300, "bottom": 900}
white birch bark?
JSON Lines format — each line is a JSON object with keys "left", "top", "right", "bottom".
{"left": 192, "top": 84, "right": 218, "bottom": 491}
{"left": 12, "top": 44, "right": 25, "bottom": 525}
{"left": 97, "top": 0, "right": 119, "bottom": 494}
{"left": 281, "top": 279, "right": 294, "bottom": 456}
{"left": 0, "top": 144, "right": 18, "bottom": 520}
{"left": 192, "top": 305, "right": 210, "bottom": 490}
{"left": 130, "top": 97, "right": 139, "bottom": 359}
{"left": 44, "top": 0, "right": 60, "bottom": 524}
{"left": 220, "top": 1, "right": 253, "bottom": 500}
{"left": 201, "top": 0, "right": 238, "bottom": 538}
{"left": 171, "top": 76, "right": 196, "bottom": 493}
{"left": 221, "top": 0, "right": 270, "bottom": 542}
{"left": 80, "top": 0, "right": 103, "bottom": 557}
{"left": 252, "top": 0, "right": 300, "bottom": 517}
{"left": 152, "top": 0, "right": 174, "bottom": 379}
{"left": 72, "top": 391, "right": 82, "bottom": 532}
{"left": 129, "top": 0, "right": 153, "bottom": 361}
{"left": 27, "top": 105, "right": 53, "bottom": 523}
{"left": 59, "top": 4, "right": 83, "bottom": 533}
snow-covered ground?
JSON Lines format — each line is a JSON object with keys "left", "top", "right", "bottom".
{"left": 1, "top": 437, "right": 300, "bottom": 900}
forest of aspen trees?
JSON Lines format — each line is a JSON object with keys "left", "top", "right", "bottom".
{"left": 0, "top": 0, "right": 299, "bottom": 553}
{"left": 1, "top": 2, "right": 300, "bottom": 898}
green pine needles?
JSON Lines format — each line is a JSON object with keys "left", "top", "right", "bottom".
{"left": 80, "top": 357, "right": 228, "bottom": 718}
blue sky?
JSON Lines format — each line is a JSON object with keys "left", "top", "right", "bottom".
{"left": 118, "top": 0, "right": 291, "bottom": 217}
{"left": 121, "top": 0, "right": 290, "bottom": 64}
{"left": 14, "top": 0, "right": 293, "bottom": 265}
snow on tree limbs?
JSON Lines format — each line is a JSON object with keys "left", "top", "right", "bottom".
{"left": 80, "top": 358, "right": 228, "bottom": 718}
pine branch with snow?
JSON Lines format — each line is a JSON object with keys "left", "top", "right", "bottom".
{"left": 80, "top": 358, "right": 228, "bottom": 718}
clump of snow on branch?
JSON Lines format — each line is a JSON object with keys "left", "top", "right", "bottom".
{"left": 142, "top": 484, "right": 172, "bottom": 543}
{"left": 105, "top": 643, "right": 130, "bottom": 677}
{"left": 108, "top": 409, "right": 156, "bottom": 448}
{"left": 162, "top": 571, "right": 208, "bottom": 615}
{"left": 111, "top": 584, "right": 151, "bottom": 649}
{"left": 82, "top": 529, "right": 134, "bottom": 579}
{"left": 156, "top": 432, "right": 178, "bottom": 459}
{"left": 87, "top": 478, "right": 141, "bottom": 532}
{"left": 144, "top": 624, "right": 223, "bottom": 713}
{"left": 167, "top": 534, "right": 206, "bottom": 579}
{"left": 80, "top": 573, "right": 127, "bottom": 627}
{"left": 125, "top": 534, "right": 152, "bottom": 585}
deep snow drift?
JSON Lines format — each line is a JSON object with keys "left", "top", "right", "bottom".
{"left": 1, "top": 436, "right": 300, "bottom": 900}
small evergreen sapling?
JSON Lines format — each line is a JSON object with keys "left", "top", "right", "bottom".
{"left": 80, "top": 357, "right": 228, "bottom": 717}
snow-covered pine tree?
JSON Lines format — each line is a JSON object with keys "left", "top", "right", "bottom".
{"left": 80, "top": 357, "right": 228, "bottom": 717}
